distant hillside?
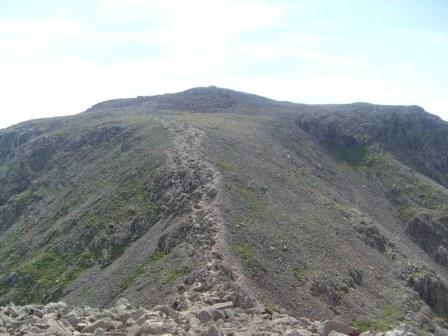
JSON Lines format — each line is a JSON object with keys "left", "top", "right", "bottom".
{"left": 1, "top": 87, "right": 448, "bottom": 332}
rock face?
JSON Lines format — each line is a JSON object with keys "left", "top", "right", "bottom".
{"left": 408, "top": 273, "right": 448, "bottom": 315}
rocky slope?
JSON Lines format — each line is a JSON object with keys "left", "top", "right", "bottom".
{"left": 1, "top": 87, "right": 448, "bottom": 334}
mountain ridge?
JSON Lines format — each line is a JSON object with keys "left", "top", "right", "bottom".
{"left": 1, "top": 87, "right": 448, "bottom": 334}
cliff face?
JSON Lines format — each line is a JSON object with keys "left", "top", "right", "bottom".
{"left": 0, "top": 87, "right": 447, "bottom": 330}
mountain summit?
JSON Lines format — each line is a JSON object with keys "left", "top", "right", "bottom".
{"left": 1, "top": 87, "right": 448, "bottom": 332}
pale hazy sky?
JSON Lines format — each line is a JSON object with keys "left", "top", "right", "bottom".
{"left": 1, "top": 0, "right": 447, "bottom": 128}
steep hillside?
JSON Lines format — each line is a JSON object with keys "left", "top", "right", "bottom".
{"left": 1, "top": 87, "right": 448, "bottom": 332}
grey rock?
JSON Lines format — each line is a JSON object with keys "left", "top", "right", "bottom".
{"left": 64, "top": 312, "right": 81, "bottom": 326}
{"left": 46, "top": 318, "right": 72, "bottom": 336}
{"left": 211, "top": 309, "right": 225, "bottom": 321}
{"left": 285, "top": 330, "right": 306, "bottom": 336}
{"left": 44, "top": 302, "right": 68, "bottom": 315}
{"left": 114, "top": 310, "right": 131, "bottom": 323}
{"left": 435, "top": 327, "right": 448, "bottom": 336}
{"left": 211, "top": 302, "right": 234, "bottom": 310}
{"left": 202, "top": 325, "right": 224, "bottom": 336}
{"left": 82, "top": 317, "right": 114, "bottom": 333}
{"left": 321, "top": 320, "right": 356, "bottom": 336}
{"left": 328, "top": 331, "right": 350, "bottom": 336}
{"left": 94, "top": 327, "right": 106, "bottom": 336}
{"left": 198, "top": 310, "right": 213, "bottom": 324}
{"left": 115, "top": 298, "right": 131, "bottom": 310}
{"left": 136, "top": 320, "right": 167, "bottom": 335}
{"left": 154, "top": 304, "right": 176, "bottom": 317}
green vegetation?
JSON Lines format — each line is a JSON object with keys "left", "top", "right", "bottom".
{"left": 234, "top": 184, "right": 267, "bottom": 213}
{"left": 162, "top": 270, "right": 185, "bottom": 285}
{"left": 48, "top": 129, "right": 67, "bottom": 137}
{"left": 178, "top": 113, "right": 259, "bottom": 136}
{"left": 216, "top": 160, "right": 234, "bottom": 172}
{"left": 11, "top": 248, "right": 95, "bottom": 304}
{"left": 0, "top": 115, "right": 172, "bottom": 304}
{"left": 149, "top": 250, "right": 167, "bottom": 263}
{"left": 119, "top": 250, "right": 168, "bottom": 290}
{"left": 353, "top": 304, "right": 404, "bottom": 332}
{"left": 292, "top": 267, "right": 310, "bottom": 282}
{"left": 235, "top": 243, "right": 253, "bottom": 263}
{"left": 15, "top": 189, "right": 32, "bottom": 202}
{"left": 399, "top": 207, "right": 418, "bottom": 222}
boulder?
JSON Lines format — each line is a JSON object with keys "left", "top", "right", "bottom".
{"left": 320, "top": 320, "right": 356, "bottom": 336}
{"left": 82, "top": 317, "right": 114, "bottom": 333}
{"left": 198, "top": 310, "right": 213, "bottom": 324}
{"left": 435, "top": 327, "right": 448, "bottom": 336}
{"left": 202, "top": 325, "right": 224, "bottom": 336}
{"left": 44, "top": 302, "right": 68, "bottom": 315}
{"left": 115, "top": 298, "right": 131, "bottom": 310}
{"left": 94, "top": 327, "right": 106, "bottom": 336}
{"left": 136, "top": 321, "right": 168, "bottom": 335}
{"left": 154, "top": 304, "right": 176, "bottom": 317}
{"left": 46, "top": 318, "right": 72, "bottom": 336}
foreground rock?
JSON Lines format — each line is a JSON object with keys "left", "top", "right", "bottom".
{"left": 0, "top": 298, "right": 436, "bottom": 336}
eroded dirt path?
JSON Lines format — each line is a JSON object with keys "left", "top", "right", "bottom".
{"left": 159, "top": 118, "right": 255, "bottom": 309}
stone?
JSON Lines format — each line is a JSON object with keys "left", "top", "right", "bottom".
{"left": 436, "top": 327, "right": 448, "bottom": 336}
{"left": 273, "top": 316, "right": 297, "bottom": 325}
{"left": 223, "top": 309, "right": 234, "bottom": 319}
{"left": 385, "top": 330, "right": 404, "bottom": 336}
{"left": 114, "top": 310, "right": 131, "bottom": 323}
{"left": 211, "top": 302, "right": 234, "bottom": 310}
{"left": 115, "top": 298, "right": 131, "bottom": 310}
{"left": 132, "top": 308, "right": 148, "bottom": 320}
{"left": 46, "top": 318, "right": 72, "bottom": 336}
{"left": 154, "top": 304, "right": 176, "bottom": 317}
{"left": 285, "top": 330, "right": 306, "bottom": 336}
{"left": 64, "top": 312, "right": 81, "bottom": 326}
{"left": 198, "top": 310, "right": 213, "bottom": 324}
{"left": 94, "top": 327, "right": 106, "bottom": 336}
{"left": 189, "top": 316, "right": 201, "bottom": 329}
{"left": 321, "top": 320, "right": 356, "bottom": 336}
{"left": 202, "top": 325, "right": 224, "bottom": 336}
{"left": 247, "top": 304, "right": 266, "bottom": 314}
{"left": 125, "top": 317, "right": 136, "bottom": 327}
{"left": 302, "top": 317, "right": 315, "bottom": 326}
{"left": 82, "top": 317, "right": 114, "bottom": 333}
{"left": 44, "top": 302, "right": 68, "bottom": 315}
{"left": 329, "top": 331, "right": 350, "bottom": 336}
{"left": 211, "top": 309, "right": 225, "bottom": 321}
{"left": 136, "top": 320, "right": 168, "bottom": 335}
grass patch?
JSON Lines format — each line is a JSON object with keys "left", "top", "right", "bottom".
{"left": 162, "top": 270, "right": 184, "bottom": 285}
{"left": 15, "top": 189, "right": 32, "bottom": 202}
{"left": 11, "top": 248, "right": 95, "bottom": 304}
{"left": 149, "top": 250, "right": 167, "bottom": 263}
{"left": 399, "top": 207, "right": 418, "bottom": 222}
{"left": 48, "top": 129, "right": 67, "bottom": 137}
{"left": 216, "top": 160, "right": 234, "bottom": 172}
{"left": 292, "top": 267, "right": 310, "bottom": 282}
{"left": 119, "top": 250, "right": 168, "bottom": 290}
{"left": 234, "top": 184, "right": 267, "bottom": 214}
{"left": 353, "top": 304, "right": 404, "bottom": 332}
{"left": 236, "top": 243, "right": 253, "bottom": 263}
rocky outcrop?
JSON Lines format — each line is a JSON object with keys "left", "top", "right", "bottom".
{"left": 408, "top": 273, "right": 448, "bottom": 315}
{"left": 406, "top": 215, "right": 448, "bottom": 267}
